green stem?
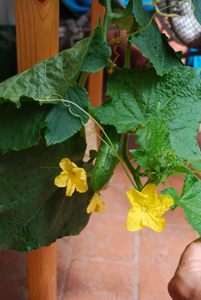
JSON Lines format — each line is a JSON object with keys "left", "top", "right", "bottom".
{"left": 79, "top": 71, "right": 89, "bottom": 87}
{"left": 102, "top": 0, "right": 112, "bottom": 41}
{"left": 124, "top": 14, "right": 137, "bottom": 69}
{"left": 153, "top": 1, "right": 194, "bottom": 18}
{"left": 190, "top": 166, "right": 201, "bottom": 177}
{"left": 188, "top": 158, "right": 201, "bottom": 164}
{"left": 122, "top": 134, "right": 143, "bottom": 191}
{"left": 107, "top": 0, "right": 193, "bottom": 47}
{"left": 107, "top": 10, "right": 158, "bottom": 45}
{"left": 78, "top": 71, "right": 89, "bottom": 141}
{"left": 109, "top": 0, "right": 133, "bottom": 20}
{"left": 124, "top": 38, "right": 131, "bottom": 68}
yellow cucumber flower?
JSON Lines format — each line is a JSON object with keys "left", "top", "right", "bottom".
{"left": 86, "top": 193, "right": 105, "bottom": 213}
{"left": 126, "top": 184, "right": 174, "bottom": 232}
{"left": 54, "top": 158, "right": 88, "bottom": 196}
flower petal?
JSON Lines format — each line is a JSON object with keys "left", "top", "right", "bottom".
{"left": 127, "top": 188, "right": 147, "bottom": 208}
{"left": 148, "top": 194, "right": 174, "bottom": 216}
{"left": 126, "top": 185, "right": 173, "bottom": 232}
{"left": 87, "top": 193, "right": 105, "bottom": 213}
{"left": 66, "top": 178, "right": 76, "bottom": 196}
{"left": 59, "top": 158, "right": 76, "bottom": 173}
{"left": 55, "top": 158, "right": 88, "bottom": 196}
{"left": 54, "top": 172, "right": 68, "bottom": 187}
{"left": 142, "top": 212, "right": 165, "bottom": 232}
{"left": 73, "top": 168, "right": 88, "bottom": 193}
{"left": 126, "top": 209, "right": 144, "bottom": 231}
{"left": 141, "top": 184, "right": 157, "bottom": 206}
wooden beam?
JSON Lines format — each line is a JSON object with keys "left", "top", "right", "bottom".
{"left": 15, "top": 0, "right": 59, "bottom": 299}
{"left": 27, "top": 243, "right": 57, "bottom": 300}
{"left": 87, "top": 0, "right": 105, "bottom": 146}
{"left": 88, "top": 0, "right": 105, "bottom": 108}
{"left": 15, "top": 0, "right": 59, "bottom": 72}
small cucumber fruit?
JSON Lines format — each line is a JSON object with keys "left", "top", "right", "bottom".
{"left": 91, "top": 125, "right": 122, "bottom": 192}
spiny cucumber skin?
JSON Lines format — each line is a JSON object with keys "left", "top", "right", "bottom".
{"left": 91, "top": 126, "right": 122, "bottom": 192}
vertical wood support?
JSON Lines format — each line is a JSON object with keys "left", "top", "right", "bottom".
{"left": 88, "top": 0, "right": 105, "bottom": 108}
{"left": 87, "top": 0, "right": 105, "bottom": 146}
{"left": 15, "top": 1, "right": 59, "bottom": 299}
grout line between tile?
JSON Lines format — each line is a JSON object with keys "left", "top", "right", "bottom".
{"left": 69, "top": 256, "right": 136, "bottom": 266}
{"left": 109, "top": 183, "right": 130, "bottom": 189}
{"left": 58, "top": 238, "right": 76, "bottom": 300}
{"left": 134, "top": 231, "right": 140, "bottom": 300}
{"left": 166, "top": 223, "right": 195, "bottom": 229}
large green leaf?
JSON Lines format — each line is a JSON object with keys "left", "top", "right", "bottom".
{"left": 0, "top": 84, "right": 89, "bottom": 153}
{"left": 45, "top": 84, "right": 89, "bottom": 146}
{"left": 177, "top": 175, "right": 201, "bottom": 235}
{"left": 81, "top": 24, "right": 111, "bottom": 73}
{"left": 111, "top": 9, "right": 138, "bottom": 33}
{"left": 192, "top": 0, "right": 201, "bottom": 25}
{"left": 92, "top": 66, "right": 201, "bottom": 162}
{"left": 0, "top": 24, "right": 111, "bottom": 107}
{"left": 160, "top": 187, "right": 180, "bottom": 208}
{"left": 131, "top": 0, "right": 182, "bottom": 75}
{"left": 99, "top": 0, "right": 122, "bottom": 9}
{"left": 0, "top": 38, "right": 89, "bottom": 108}
{"left": 0, "top": 132, "right": 93, "bottom": 252}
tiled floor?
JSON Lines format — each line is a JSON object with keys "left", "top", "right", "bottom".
{"left": 0, "top": 162, "right": 198, "bottom": 300}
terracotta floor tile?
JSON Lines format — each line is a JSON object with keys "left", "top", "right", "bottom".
{"left": 72, "top": 213, "right": 136, "bottom": 264}
{"left": 0, "top": 250, "right": 27, "bottom": 300}
{"left": 62, "top": 292, "right": 118, "bottom": 300}
{"left": 70, "top": 179, "right": 137, "bottom": 264}
{"left": 109, "top": 163, "right": 133, "bottom": 187}
{"left": 63, "top": 259, "right": 138, "bottom": 300}
{"left": 101, "top": 183, "right": 131, "bottom": 217}
{"left": 139, "top": 226, "right": 198, "bottom": 300}
{"left": 163, "top": 206, "right": 189, "bottom": 226}
{"left": 157, "top": 174, "right": 185, "bottom": 196}
{"left": 57, "top": 237, "right": 76, "bottom": 299}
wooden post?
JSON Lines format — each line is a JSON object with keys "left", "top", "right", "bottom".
{"left": 87, "top": 0, "right": 105, "bottom": 146}
{"left": 88, "top": 0, "right": 105, "bottom": 108}
{"left": 15, "top": 1, "right": 59, "bottom": 299}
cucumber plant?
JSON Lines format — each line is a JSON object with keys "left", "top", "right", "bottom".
{"left": 0, "top": 0, "right": 201, "bottom": 251}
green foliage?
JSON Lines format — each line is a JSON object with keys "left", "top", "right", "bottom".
{"left": 192, "top": 0, "right": 201, "bottom": 25}
{"left": 92, "top": 67, "right": 201, "bottom": 163}
{"left": 0, "top": 132, "right": 93, "bottom": 251}
{"left": 111, "top": 9, "right": 139, "bottom": 33}
{"left": 160, "top": 187, "right": 180, "bottom": 209}
{"left": 0, "top": 38, "right": 89, "bottom": 108}
{"left": 1, "top": 0, "right": 201, "bottom": 250}
{"left": 130, "top": 114, "right": 192, "bottom": 184}
{"left": 81, "top": 24, "right": 111, "bottom": 73}
{"left": 0, "top": 84, "right": 89, "bottom": 153}
{"left": 45, "top": 84, "right": 89, "bottom": 146}
{"left": 131, "top": 0, "right": 183, "bottom": 75}
{"left": 176, "top": 175, "right": 201, "bottom": 235}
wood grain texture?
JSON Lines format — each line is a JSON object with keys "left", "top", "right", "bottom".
{"left": 87, "top": 0, "right": 105, "bottom": 144}
{"left": 27, "top": 243, "right": 57, "bottom": 300}
{"left": 15, "top": 0, "right": 59, "bottom": 299}
{"left": 88, "top": 0, "right": 105, "bottom": 108}
{"left": 15, "top": 0, "right": 59, "bottom": 72}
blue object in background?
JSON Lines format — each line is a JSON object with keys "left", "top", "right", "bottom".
{"left": 186, "top": 48, "right": 201, "bottom": 70}
{"left": 61, "top": 0, "right": 91, "bottom": 17}
{"left": 62, "top": 0, "right": 155, "bottom": 17}
{"left": 121, "top": 0, "right": 155, "bottom": 12}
